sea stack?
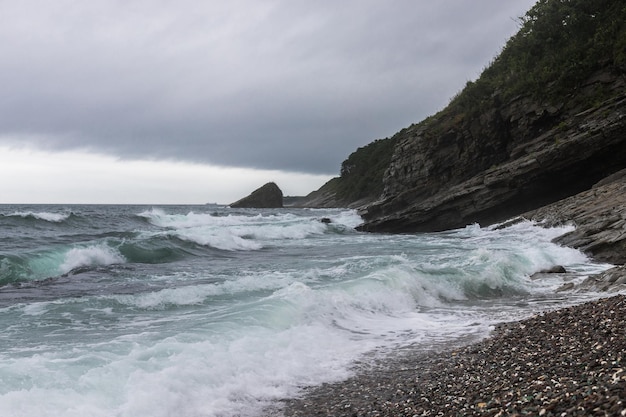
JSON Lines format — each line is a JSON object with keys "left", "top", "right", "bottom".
{"left": 230, "top": 182, "right": 283, "bottom": 208}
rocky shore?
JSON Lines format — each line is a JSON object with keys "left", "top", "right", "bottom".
{"left": 523, "top": 171, "right": 626, "bottom": 265}
{"left": 270, "top": 3, "right": 626, "bottom": 414}
{"left": 267, "top": 177, "right": 626, "bottom": 416}
{"left": 275, "top": 295, "right": 625, "bottom": 416}
{"left": 522, "top": 174, "right": 626, "bottom": 293}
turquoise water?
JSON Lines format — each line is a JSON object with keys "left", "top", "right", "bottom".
{"left": 0, "top": 205, "right": 610, "bottom": 416}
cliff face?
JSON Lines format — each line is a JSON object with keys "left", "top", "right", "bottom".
{"left": 303, "top": 0, "right": 626, "bottom": 233}
{"left": 359, "top": 72, "right": 626, "bottom": 232}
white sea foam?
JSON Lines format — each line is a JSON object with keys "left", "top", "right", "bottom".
{"left": 16, "top": 245, "right": 126, "bottom": 282}
{"left": 0, "top": 323, "right": 362, "bottom": 417}
{"left": 138, "top": 208, "right": 361, "bottom": 251}
{"left": 113, "top": 285, "right": 221, "bottom": 309}
{"left": 21, "top": 301, "right": 52, "bottom": 316}
{"left": 9, "top": 211, "right": 71, "bottom": 223}
{"left": 329, "top": 209, "right": 364, "bottom": 229}
{"left": 173, "top": 228, "right": 264, "bottom": 251}
{"left": 59, "top": 245, "right": 126, "bottom": 274}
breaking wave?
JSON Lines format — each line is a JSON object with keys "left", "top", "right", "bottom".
{"left": 138, "top": 208, "right": 360, "bottom": 251}
{"left": 3, "top": 211, "right": 73, "bottom": 223}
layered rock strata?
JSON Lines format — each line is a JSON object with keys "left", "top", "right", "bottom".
{"left": 358, "top": 85, "right": 626, "bottom": 233}
{"left": 519, "top": 173, "right": 626, "bottom": 293}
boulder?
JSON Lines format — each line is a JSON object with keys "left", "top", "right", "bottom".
{"left": 541, "top": 265, "right": 567, "bottom": 274}
{"left": 230, "top": 182, "right": 283, "bottom": 208}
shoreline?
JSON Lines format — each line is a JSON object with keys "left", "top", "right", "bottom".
{"left": 272, "top": 295, "right": 625, "bottom": 416}
{"left": 267, "top": 178, "right": 626, "bottom": 416}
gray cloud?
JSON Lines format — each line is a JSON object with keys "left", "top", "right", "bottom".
{"left": 0, "top": 0, "right": 536, "bottom": 175}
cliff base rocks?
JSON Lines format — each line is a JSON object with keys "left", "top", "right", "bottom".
{"left": 523, "top": 173, "right": 626, "bottom": 265}
{"left": 519, "top": 174, "right": 626, "bottom": 293}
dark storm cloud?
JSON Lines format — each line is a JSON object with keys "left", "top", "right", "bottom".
{"left": 0, "top": 0, "right": 536, "bottom": 175}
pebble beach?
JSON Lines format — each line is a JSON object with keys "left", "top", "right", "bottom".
{"left": 274, "top": 295, "right": 626, "bottom": 416}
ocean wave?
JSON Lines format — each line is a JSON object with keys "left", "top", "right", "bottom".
{"left": 137, "top": 208, "right": 229, "bottom": 229}
{"left": 0, "top": 244, "right": 127, "bottom": 285}
{"left": 170, "top": 229, "right": 264, "bottom": 251}
{"left": 116, "top": 237, "right": 191, "bottom": 264}
{"left": 59, "top": 245, "right": 126, "bottom": 275}
{"left": 0, "top": 233, "right": 214, "bottom": 286}
{"left": 112, "top": 284, "right": 222, "bottom": 310}
{"left": 0, "top": 207, "right": 611, "bottom": 417}
{"left": 137, "top": 208, "right": 361, "bottom": 251}
{"left": 138, "top": 208, "right": 358, "bottom": 228}
{"left": 0, "top": 255, "right": 30, "bottom": 285}
{"left": 4, "top": 211, "right": 73, "bottom": 223}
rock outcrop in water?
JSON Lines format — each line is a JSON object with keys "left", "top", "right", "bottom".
{"left": 230, "top": 182, "right": 283, "bottom": 208}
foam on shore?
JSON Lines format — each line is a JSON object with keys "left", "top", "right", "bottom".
{"left": 277, "top": 295, "right": 626, "bottom": 416}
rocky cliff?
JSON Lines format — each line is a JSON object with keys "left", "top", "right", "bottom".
{"left": 297, "top": 138, "right": 397, "bottom": 209}
{"left": 359, "top": 76, "right": 626, "bottom": 232}
{"left": 303, "top": 0, "right": 626, "bottom": 236}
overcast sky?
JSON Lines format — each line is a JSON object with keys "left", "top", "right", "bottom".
{"left": 0, "top": 0, "right": 537, "bottom": 204}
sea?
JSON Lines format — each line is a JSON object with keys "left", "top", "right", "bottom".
{"left": 0, "top": 204, "right": 612, "bottom": 417}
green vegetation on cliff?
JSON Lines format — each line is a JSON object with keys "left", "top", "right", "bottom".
{"left": 309, "top": 0, "right": 626, "bottom": 208}
{"left": 302, "top": 137, "right": 397, "bottom": 207}
{"left": 453, "top": 0, "right": 626, "bottom": 113}
{"left": 336, "top": 137, "right": 398, "bottom": 202}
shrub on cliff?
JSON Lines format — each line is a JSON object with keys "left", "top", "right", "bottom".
{"left": 453, "top": 0, "right": 626, "bottom": 111}
{"left": 335, "top": 137, "right": 397, "bottom": 203}
{"left": 497, "top": 0, "right": 625, "bottom": 96}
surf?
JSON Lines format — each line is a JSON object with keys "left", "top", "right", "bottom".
{"left": 3, "top": 210, "right": 73, "bottom": 223}
{"left": 0, "top": 204, "right": 613, "bottom": 417}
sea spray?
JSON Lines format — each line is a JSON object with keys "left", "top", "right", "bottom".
{"left": 59, "top": 244, "right": 126, "bottom": 274}
{"left": 139, "top": 208, "right": 337, "bottom": 250}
